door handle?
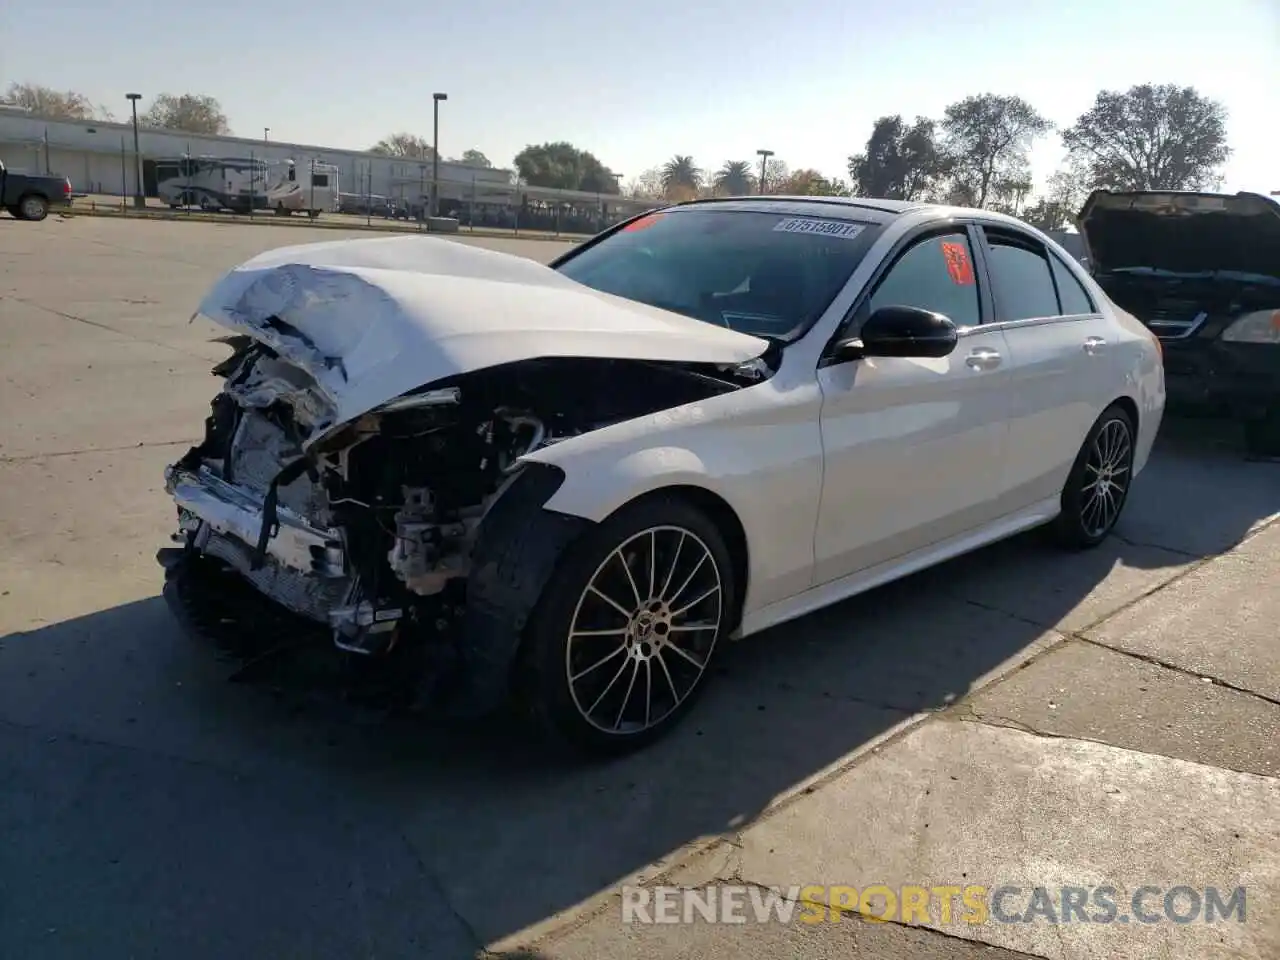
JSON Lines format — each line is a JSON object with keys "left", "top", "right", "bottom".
{"left": 965, "top": 347, "right": 1002, "bottom": 371}
{"left": 1083, "top": 336, "right": 1107, "bottom": 355}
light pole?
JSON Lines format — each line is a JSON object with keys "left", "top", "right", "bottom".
{"left": 431, "top": 92, "right": 447, "bottom": 217}
{"left": 756, "top": 149, "right": 774, "bottom": 195}
{"left": 126, "top": 93, "right": 144, "bottom": 208}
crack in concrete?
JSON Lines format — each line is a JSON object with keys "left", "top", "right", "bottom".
{"left": 398, "top": 830, "right": 488, "bottom": 957}
{"left": 1072, "top": 636, "right": 1280, "bottom": 709}
{"left": 0, "top": 438, "right": 196, "bottom": 463}
{"left": 10, "top": 295, "right": 210, "bottom": 360}
{"left": 952, "top": 712, "right": 1280, "bottom": 781}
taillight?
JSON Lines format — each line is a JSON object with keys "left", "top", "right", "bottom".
{"left": 63, "top": 179, "right": 72, "bottom": 196}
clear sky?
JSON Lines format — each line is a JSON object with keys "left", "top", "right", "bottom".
{"left": 4, "top": 0, "right": 1277, "bottom": 194}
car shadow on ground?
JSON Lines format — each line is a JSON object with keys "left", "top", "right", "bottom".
{"left": 2, "top": 420, "right": 1276, "bottom": 959}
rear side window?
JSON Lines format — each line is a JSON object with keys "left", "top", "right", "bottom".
{"left": 1049, "top": 253, "right": 1096, "bottom": 315}
{"left": 868, "top": 232, "right": 981, "bottom": 328}
{"left": 984, "top": 232, "right": 1060, "bottom": 321}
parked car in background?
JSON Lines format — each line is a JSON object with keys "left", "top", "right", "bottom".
{"left": 0, "top": 160, "right": 72, "bottom": 221}
{"left": 159, "top": 197, "right": 1165, "bottom": 757}
{"left": 1079, "top": 189, "right": 1280, "bottom": 456}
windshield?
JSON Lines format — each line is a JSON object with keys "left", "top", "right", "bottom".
{"left": 554, "top": 207, "right": 881, "bottom": 340}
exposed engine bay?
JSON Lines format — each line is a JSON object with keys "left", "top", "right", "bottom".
{"left": 164, "top": 334, "right": 771, "bottom": 667}
{"left": 1097, "top": 270, "right": 1280, "bottom": 340}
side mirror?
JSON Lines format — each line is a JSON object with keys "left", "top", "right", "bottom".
{"left": 852, "top": 305, "right": 959, "bottom": 359}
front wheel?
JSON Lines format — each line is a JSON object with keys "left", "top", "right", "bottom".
{"left": 1051, "top": 404, "right": 1136, "bottom": 549}
{"left": 519, "top": 495, "right": 736, "bottom": 757}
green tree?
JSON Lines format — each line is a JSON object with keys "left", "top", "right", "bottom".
{"left": 713, "top": 160, "right": 755, "bottom": 196}
{"left": 940, "top": 94, "right": 1051, "bottom": 208}
{"left": 141, "top": 93, "right": 230, "bottom": 135}
{"left": 513, "top": 141, "right": 619, "bottom": 193}
{"left": 458, "top": 148, "right": 491, "bottom": 167}
{"left": 1061, "top": 83, "right": 1231, "bottom": 191}
{"left": 777, "top": 169, "right": 849, "bottom": 196}
{"left": 848, "top": 115, "right": 948, "bottom": 200}
{"left": 661, "top": 155, "right": 702, "bottom": 199}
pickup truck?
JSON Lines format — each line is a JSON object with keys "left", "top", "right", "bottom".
{"left": 0, "top": 160, "right": 72, "bottom": 221}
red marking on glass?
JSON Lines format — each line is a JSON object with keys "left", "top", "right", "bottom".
{"left": 941, "top": 240, "right": 975, "bottom": 285}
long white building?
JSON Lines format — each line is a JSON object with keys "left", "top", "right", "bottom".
{"left": 0, "top": 106, "right": 641, "bottom": 214}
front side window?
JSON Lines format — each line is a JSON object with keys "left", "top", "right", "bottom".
{"left": 554, "top": 208, "right": 882, "bottom": 340}
{"left": 984, "top": 231, "right": 1061, "bottom": 321}
{"left": 867, "top": 232, "right": 982, "bottom": 328}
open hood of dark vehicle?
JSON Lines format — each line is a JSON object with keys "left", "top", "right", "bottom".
{"left": 1078, "top": 190, "right": 1280, "bottom": 281}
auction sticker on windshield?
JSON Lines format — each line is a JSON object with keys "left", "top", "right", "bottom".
{"left": 772, "top": 218, "right": 866, "bottom": 240}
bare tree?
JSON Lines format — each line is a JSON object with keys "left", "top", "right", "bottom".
{"left": 369, "top": 133, "right": 436, "bottom": 159}
{"left": 1061, "top": 83, "right": 1231, "bottom": 191}
{"left": 3, "top": 82, "right": 113, "bottom": 121}
{"left": 142, "top": 93, "right": 230, "bottom": 135}
{"left": 626, "top": 168, "right": 664, "bottom": 200}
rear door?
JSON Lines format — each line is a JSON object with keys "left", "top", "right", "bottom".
{"left": 975, "top": 224, "right": 1116, "bottom": 509}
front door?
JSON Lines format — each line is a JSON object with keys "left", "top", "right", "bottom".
{"left": 813, "top": 227, "right": 1014, "bottom": 586}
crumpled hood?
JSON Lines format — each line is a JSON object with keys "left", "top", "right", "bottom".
{"left": 195, "top": 234, "right": 768, "bottom": 431}
{"left": 1078, "top": 190, "right": 1280, "bottom": 281}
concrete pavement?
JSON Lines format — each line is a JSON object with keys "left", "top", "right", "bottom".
{"left": 1, "top": 217, "right": 1277, "bottom": 959}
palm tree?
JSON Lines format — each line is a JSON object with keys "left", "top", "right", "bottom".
{"left": 713, "top": 160, "right": 755, "bottom": 196}
{"left": 661, "top": 155, "right": 702, "bottom": 198}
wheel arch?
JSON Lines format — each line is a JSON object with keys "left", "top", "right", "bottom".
{"left": 1109, "top": 394, "right": 1139, "bottom": 432}
{"left": 450, "top": 467, "right": 751, "bottom": 718}
{"left": 611, "top": 483, "right": 750, "bottom": 633}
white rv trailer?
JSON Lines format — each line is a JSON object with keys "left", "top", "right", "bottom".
{"left": 154, "top": 155, "right": 269, "bottom": 213}
{"left": 263, "top": 159, "right": 340, "bottom": 217}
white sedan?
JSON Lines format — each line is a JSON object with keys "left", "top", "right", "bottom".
{"left": 158, "top": 196, "right": 1165, "bottom": 756}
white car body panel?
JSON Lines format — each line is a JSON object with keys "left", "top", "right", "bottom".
{"left": 811, "top": 325, "right": 1014, "bottom": 586}
{"left": 194, "top": 234, "right": 768, "bottom": 439}
{"left": 173, "top": 204, "right": 1166, "bottom": 656}
{"left": 530, "top": 207, "right": 1164, "bottom": 638}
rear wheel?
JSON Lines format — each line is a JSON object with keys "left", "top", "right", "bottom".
{"left": 17, "top": 194, "right": 48, "bottom": 221}
{"left": 1051, "top": 404, "right": 1136, "bottom": 549}
{"left": 518, "top": 495, "right": 736, "bottom": 757}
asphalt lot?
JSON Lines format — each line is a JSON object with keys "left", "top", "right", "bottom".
{"left": 1, "top": 216, "right": 1278, "bottom": 960}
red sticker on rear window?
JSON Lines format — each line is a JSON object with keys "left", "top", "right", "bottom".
{"left": 622, "top": 213, "right": 664, "bottom": 232}
{"left": 941, "top": 241, "right": 975, "bottom": 285}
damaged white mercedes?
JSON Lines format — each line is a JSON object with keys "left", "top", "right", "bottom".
{"left": 160, "top": 197, "right": 1165, "bottom": 756}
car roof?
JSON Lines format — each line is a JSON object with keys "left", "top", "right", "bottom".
{"left": 667, "top": 194, "right": 932, "bottom": 225}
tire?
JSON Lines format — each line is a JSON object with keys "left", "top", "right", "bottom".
{"left": 517, "top": 494, "right": 737, "bottom": 757}
{"left": 1050, "top": 404, "right": 1137, "bottom": 549}
{"left": 17, "top": 194, "right": 48, "bottom": 221}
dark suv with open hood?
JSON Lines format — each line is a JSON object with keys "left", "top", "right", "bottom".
{"left": 1079, "top": 189, "right": 1280, "bottom": 456}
